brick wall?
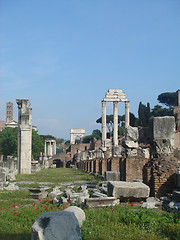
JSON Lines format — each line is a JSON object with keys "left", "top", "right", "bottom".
{"left": 144, "top": 155, "right": 179, "bottom": 197}
{"left": 125, "top": 157, "right": 149, "bottom": 182}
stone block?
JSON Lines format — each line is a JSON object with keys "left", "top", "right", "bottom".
{"left": 85, "top": 197, "right": 119, "bottom": 208}
{"left": 107, "top": 181, "right": 150, "bottom": 200}
{"left": 125, "top": 126, "right": 139, "bottom": 141}
{"left": 153, "top": 116, "right": 175, "bottom": 139}
{"left": 104, "top": 171, "right": 120, "bottom": 181}
{"left": 32, "top": 207, "right": 85, "bottom": 240}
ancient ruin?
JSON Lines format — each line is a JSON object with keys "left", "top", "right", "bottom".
{"left": 101, "top": 89, "right": 129, "bottom": 150}
{"left": 44, "top": 139, "right": 56, "bottom": 158}
{"left": 70, "top": 128, "right": 85, "bottom": 144}
{"left": 16, "top": 99, "right": 32, "bottom": 174}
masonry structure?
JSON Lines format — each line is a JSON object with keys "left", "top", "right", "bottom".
{"left": 101, "top": 89, "right": 129, "bottom": 150}
{"left": 44, "top": 139, "right": 56, "bottom": 158}
{"left": 76, "top": 89, "right": 180, "bottom": 198}
{"left": 70, "top": 128, "right": 85, "bottom": 144}
{"left": 16, "top": 99, "right": 32, "bottom": 174}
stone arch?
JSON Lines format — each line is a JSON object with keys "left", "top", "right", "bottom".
{"left": 70, "top": 128, "right": 85, "bottom": 144}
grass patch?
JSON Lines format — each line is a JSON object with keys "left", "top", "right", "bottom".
{"left": 0, "top": 168, "right": 179, "bottom": 239}
{"left": 82, "top": 205, "right": 180, "bottom": 240}
{"left": 16, "top": 168, "right": 101, "bottom": 183}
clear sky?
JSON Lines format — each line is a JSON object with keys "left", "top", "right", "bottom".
{"left": 0, "top": 0, "right": 179, "bottom": 139}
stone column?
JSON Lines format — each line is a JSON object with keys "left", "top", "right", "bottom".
{"left": 102, "top": 101, "right": 107, "bottom": 147}
{"left": 44, "top": 141, "right": 47, "bottom": 156}
{"left": 113, "top": 101, "right": 118, "bottom": 146}
{"left": 53, "top": 141, "right": 56, "bottom": 155}
{"left": 16, "top": 99, "right": 32, "bottom": 174}
{"left": 49, "top": 142, "right": 53, "bottom": 157}
{"left": 125, "top": 101, "right": 130, "bottom": 128}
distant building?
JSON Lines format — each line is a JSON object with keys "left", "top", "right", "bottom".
{"left": 0, "top": 102, "right": 38, "bottom": 132}
{"left": 0, "top": 121, "right": 6, "bottom": 131}
{"left": 6, "top": 102, "right": 13, "bottom": 123}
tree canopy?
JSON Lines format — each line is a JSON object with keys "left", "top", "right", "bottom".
{"left": 157, "top": 92, "right": 177, "bottom": 110}
{"left": 82, "top": 129, "right": 102, "bottom": 143}
{"left": 0, "top": 127, "right": 18, "bottom": 157}
{"left": 0, "top": 127, "right": 44, "bottom": 159}
{"left": 151, "top": 105, "right": 173, "bottom": 117}
{"left": 138, "top": 102, "right": 151, "bottom": 127}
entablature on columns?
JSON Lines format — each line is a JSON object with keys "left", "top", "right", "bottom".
{"left": 103, "top": 89, "right": 128, "bottom": 102}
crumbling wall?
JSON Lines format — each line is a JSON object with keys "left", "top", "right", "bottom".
{"left": 126, "top": 157, "right": 149, "bottom": 182}
{"left": 144, "top": 155, "right": 179, "bottom": 197}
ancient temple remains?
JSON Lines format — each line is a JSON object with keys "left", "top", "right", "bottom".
{"left": 16, "top": 99, "right": 32, "bottom": 174}
{"left": 70, "top": 128, "right": 85, "bottom": 144}
{"left": 44, "top": 139, "right": 56, "bottom": 158}
{"left": 101, "top": 89, "right": 129, "bottom": 150}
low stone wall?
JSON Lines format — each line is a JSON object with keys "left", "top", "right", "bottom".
{"left": 77, "top": 156, "right": 148, "bottom": 182}
{"left": 77, "top": 155, "right": 179, "bottom": 198}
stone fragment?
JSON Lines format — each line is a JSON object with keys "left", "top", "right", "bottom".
{"left": 32, "top": 207, "right": 85, "bottom": 240}
{"left": 29, "top": 187, "right": 49, "bottom": 199}
{"left": 4, "top": 182, "right": 19, "bottom": 191}
{"left": 125, "top": 126, "right": 139, "bottom": 142}
{"left": 141, "top": 197, "right": 161, "bottom": 209}
{"left": 48, "top": 187, "right": 63, "bottom": 199}
{"left": 107, "top": 181, "right": 150, "bottom": 200}
{"left": 104, "top": 171, "right": 120, "bottom": 181}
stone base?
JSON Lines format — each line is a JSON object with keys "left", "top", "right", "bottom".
{"left": 107, "top": 181, "right": 150, "bottom": 200}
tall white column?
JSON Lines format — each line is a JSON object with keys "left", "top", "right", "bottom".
{"left": 49, "top": 142, "right": 53, "bottom": 156}
{"left": 125, "top": 101, "right": 130, "bottom": 128}
{"left": 44, "top": 141, "right": 47, "bottom": 156}
{"left": 54, "top": 141, "right": 56, "bottom": 155}
{"left": 113, "top": 101, "right": 118, "bottom": 146}
{"left": 102, "top": 101, "right": 107, "bottom": 146}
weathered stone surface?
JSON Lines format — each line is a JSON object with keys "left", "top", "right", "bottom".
{"left": 154, "top": 139, "right": 174, "bottom": 154}
{"left": 112, "top": 146, "right": 122, "bottom": 156}
{"left": 124, "top": 141, "right": 139, "bottom": 149}
{"left": 85, "top": 197, "right": 119, "bottom": 208}
{"left": 125, "top": 126, "right": 139, "bottom": 142}
{"left": 32, "top": 207, "right": 84, "bottom": 240}
{"left": 104, "top": 171, "right": 120, "bottom": 181}
{"left": 64, "top": 206, "right": 85, "bottom": 227}
{"left": 107, "top": 181, "right": 150, "bottom": 199}
{"left": 153, "top": 116, "right": 175, "bottom": 139}
{"left": 153, "top": 116, "right": 175, "bottom": 154}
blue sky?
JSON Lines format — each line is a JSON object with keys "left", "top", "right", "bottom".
{"left": 0, "top": 0, "right": 180, "bottom": 139}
